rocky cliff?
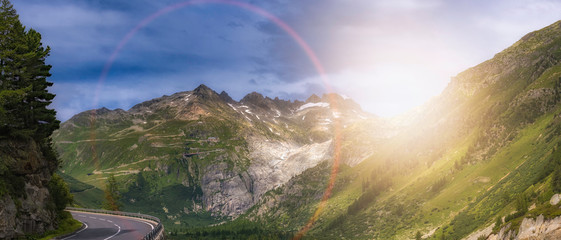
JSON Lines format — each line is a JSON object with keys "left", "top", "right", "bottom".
{"left": 0, "top": 138, "right": 58, "bottom": 239}
{"left": 466, "top": 215, "right": 561, "bottom": 240}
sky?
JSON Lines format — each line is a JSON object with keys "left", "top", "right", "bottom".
{"left": 10, "top": 0, "right": 561, "bottom": 121}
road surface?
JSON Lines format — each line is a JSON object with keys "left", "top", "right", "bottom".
{"left": 63, "top": 211, "right": 155, "bottom": 240}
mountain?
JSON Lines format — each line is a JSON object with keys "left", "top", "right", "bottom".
{"left": 234, "top": 20, "right": 561, "bottom": 239}
{"left": 52, "top": 84, "right": 382, "bottom": 228}
{"left": 54, "top": 20, "right": 561, "bottom": 240}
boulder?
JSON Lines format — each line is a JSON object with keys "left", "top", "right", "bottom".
{"left": 550, "top": 194, "right": 560, "bottom": 205}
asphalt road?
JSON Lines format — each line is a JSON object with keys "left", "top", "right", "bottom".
{"left": 64, "top": 211, "right": 155, "bottom": 240}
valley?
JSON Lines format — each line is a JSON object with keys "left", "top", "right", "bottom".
{"left": 52, "top": 20, "right": 561, "bottom": 240}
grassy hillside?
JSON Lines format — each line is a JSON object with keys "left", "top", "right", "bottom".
{"left": 55, "top": 115, "right": 249, "bottom": 227}
{"left": 228, "top": 20, "right": 561, "bottom": 240}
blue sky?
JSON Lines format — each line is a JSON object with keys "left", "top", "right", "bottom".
{"left": 11, "top": 0, "right": 561, "bottom": 121}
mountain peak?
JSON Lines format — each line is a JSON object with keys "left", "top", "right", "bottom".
{"left": 241, "top": 92, "right": 265, "bottom": 103}
{"left": 219, "top": 91, "right": 234, "bottom": 103}
{"left": 192, "top": 84, "right": 219, "bottom": 100}
{"left": 306, "top": 94, "right": 321, "bottom": 103}
{"left": 193, "top": 84, "right": 212, "bottom": 93}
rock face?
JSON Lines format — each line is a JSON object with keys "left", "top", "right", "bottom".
{"left": 247, "top": 138, "right": 332, "bottom": 200}
{"left": 517, "top": 215, "right": 561, "bottom": 239}
{"left": 0, "top": 139, "right": 57, "bottom": 239}
{"left": 201, "top": 162, "right": 253, "bottom": 217}
{"left": 479, "top": 215, "right": 561, "bottom": 240}
{"left": 200, "top": 138, "right": 333, "bottom": 217}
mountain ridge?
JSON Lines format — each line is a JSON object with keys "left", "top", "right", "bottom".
{"left": 53, "top": 83, "right": 382, "bottom": 229}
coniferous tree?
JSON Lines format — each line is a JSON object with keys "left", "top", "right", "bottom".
{"left": 415, "top": 231, "right": 422, "bottom": 240}
{"left": 0, "top": 0, "right": 59, "bottom": 139}
{"left": 103, "top": 174, "right": 122, "bottom": 211}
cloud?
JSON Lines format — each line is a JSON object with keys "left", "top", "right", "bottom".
{"left": 248, "top": 0, "right": 561, "bottom": 116}
{"left": 13, "top": 0, "right": 561, "bottom": 120}
{"left": 227, "top": 21, "right": 244, "bottom": 28}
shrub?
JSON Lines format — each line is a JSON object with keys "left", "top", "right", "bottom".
{"left": 48, "top": 173, "right": 73, "bottom": 214}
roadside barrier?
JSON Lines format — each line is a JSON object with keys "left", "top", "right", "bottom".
{"left": 66, "top": 207, "right": 165, "bottom": 240}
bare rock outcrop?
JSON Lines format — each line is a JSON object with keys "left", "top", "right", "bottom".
{"left": 480, "top": 215, "right": 561, "bottom": 240}
{"left": 0, "top": 139, "right": 57, "bottom": 239}
{"left": 200, "top": 138, "right": 333, "bottom": 217}
{"left": 201, "top": 162, "right": 254, "bottom": 217}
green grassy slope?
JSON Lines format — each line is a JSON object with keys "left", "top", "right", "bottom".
{"left": 53, "top": 96, "right": 254, "bottom": 227}
{"left": 232, "top": 20, "right": 561, "bottom": 240}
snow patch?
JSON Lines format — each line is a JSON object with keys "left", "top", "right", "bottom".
{"left": 183, "top": 93, "right": 192, "bottom": 102}
{"left": 297, "top": 102, "right": 329, "bottom": 111}
{"left": 227, "top": 103, "right": 237, "bottom": 111}
{"left": 332, "top": 111, "right": 341, "bottom": 118}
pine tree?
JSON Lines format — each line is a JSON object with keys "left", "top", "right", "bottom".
{"left": 0, "top": 0, "right": 59, "bottom": 139}
{"left": 415, "top": 231, "right": 422, "bottom": 240}
{"left": 103, "top": 174, "right": 122, "bottom": 211}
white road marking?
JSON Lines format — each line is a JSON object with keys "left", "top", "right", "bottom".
{"left": 61, "top": 222, "right": 88, "bottom": 240}
{"left": 103, "top": 223, "right": 121, "bottom": 240}
{"left": 70, "top": 212, "right": 154, "bottom": 239}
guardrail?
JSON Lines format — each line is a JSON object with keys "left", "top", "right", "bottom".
{"left": 66, "top": 207, "right": 165, "bottom": 240}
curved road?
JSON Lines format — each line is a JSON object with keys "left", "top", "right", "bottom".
{"left": 64, "top": 211, "right": 155, "bottom": 240}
